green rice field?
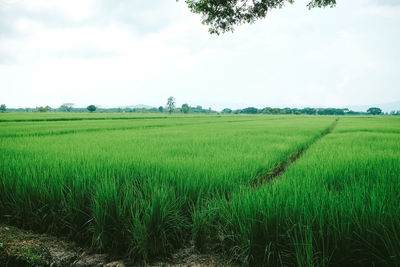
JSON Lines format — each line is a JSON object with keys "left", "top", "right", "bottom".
{"left": 0, "top": 113, "right": 399, "bottom": 266}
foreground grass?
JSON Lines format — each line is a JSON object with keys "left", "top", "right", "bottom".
{"left": 0, "top": 115, "right": 333, "bottom": 262}
{"left": 0, "top": 115, "right": 398, "bottom": 266}
{"left": 206, "top": 117, "right": 400, "bottom": 266}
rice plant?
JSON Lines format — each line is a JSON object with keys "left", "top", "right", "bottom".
{"left": 1, "top": 114, "right": 398, "bottom": 265}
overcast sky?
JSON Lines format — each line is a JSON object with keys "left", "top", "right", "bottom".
{"left": 1, "top": 0, "right": 399, "bottom": 110}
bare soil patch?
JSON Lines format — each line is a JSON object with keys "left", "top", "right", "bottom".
{"left": 0, "top": 224, "right": 228, "bottom": 267}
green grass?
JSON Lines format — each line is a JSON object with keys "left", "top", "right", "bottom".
{"left": 0, "top": 114, "right": 399, "bottom": 265}
{"left": 0, "top": 115, "right": 257, "bottom": 137}
{"left": 0, "top": 112, "right": 170, "bottom": 122}
{"left": 211, "top": 117, "right": 400, "bottom": 266}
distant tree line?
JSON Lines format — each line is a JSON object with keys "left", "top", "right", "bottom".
{"left": 2, "top": 101, "right": 399, "bottom": 116}
{"left": 2, "top": 102, "right": 218, "bottom": 114}
{"left": 219, "top": 106, "right": 399, "bottom": 116}
{"left": 223, "top": 107, "right": 368, "bottom": 115}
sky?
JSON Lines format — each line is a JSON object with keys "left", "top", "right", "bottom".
{"left": 0, "top": 0, "right": 399, "bottom": 110}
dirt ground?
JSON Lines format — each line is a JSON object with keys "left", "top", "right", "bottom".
{"left": 0, "top": 224, "right": 231, "bottom": 267}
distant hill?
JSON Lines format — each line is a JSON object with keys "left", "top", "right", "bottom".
{"left": 347, "top": 101, "right": 400, "bottom": 113}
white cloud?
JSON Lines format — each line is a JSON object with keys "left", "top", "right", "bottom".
{"left": 0, "top": 0, "right": 399, "bottom": 109}
{"left": 359, "top": 5, "right": 400, "bottom": 18}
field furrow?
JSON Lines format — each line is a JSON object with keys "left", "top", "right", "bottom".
{"left": 251, "top": 119, "right": 339, "bottom": 187}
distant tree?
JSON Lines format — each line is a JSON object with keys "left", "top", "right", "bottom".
{"left": 367, "top": 107, "right": 382, "bottom": 115}
{"left": 37, "top": 106, "right": 51, "bottom": 112}
{"left": 271, "top": 108, "right": 280, "bottom": 115}
{"left": 181, "top": 103, "right": 190, "bottom": 114}
{"left": 87, "top": 105, "right": 96, "bottom": 112}
{"left": 346, "top": 110, "right": 361, "bottom": 115}
{"left": 184, "top": 0, "right": 336, "bottom": 34}
{"left": 335, "top": 108, "right": 345, "bottom": 115}
{"left": 233, "top": 109, "right": 241, "bottom": 114}
{"left": 262, "top": 107, "right": 272, "bottom": 114}
{"left": 60, "top": 103, "right": 74, "bottom": 112}
{"left": 167, "top": 96, "right": 176, "bottom": 114}
{"left": 318, "top": 108, "right": 345, "bottom": 115}
{"left": 158, "top": 106, "right": 164, "bottom": 113}
{"left": 190, "top": 105, "right": 206, "bottom": 113}
{"left": 241, "top": 107, "right": 258, "bottom": 114}
{"left": 148, "top": 108, "right": 158, "bottom": 113}
{"left": 283, "top": 107, "right": 292, "bottom": 114}
{"left": 0, "top": 104, "right": 6, "bottom": 112}
{"left": 221, "top": 108, "right": 232, "bottom": 114}
{"left": 301, "top": 107, "right": 317, "bottom": 115}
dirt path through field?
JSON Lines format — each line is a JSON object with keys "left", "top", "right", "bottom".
{"left": 251, "top": 118, "right": 339, "bottom": 187}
